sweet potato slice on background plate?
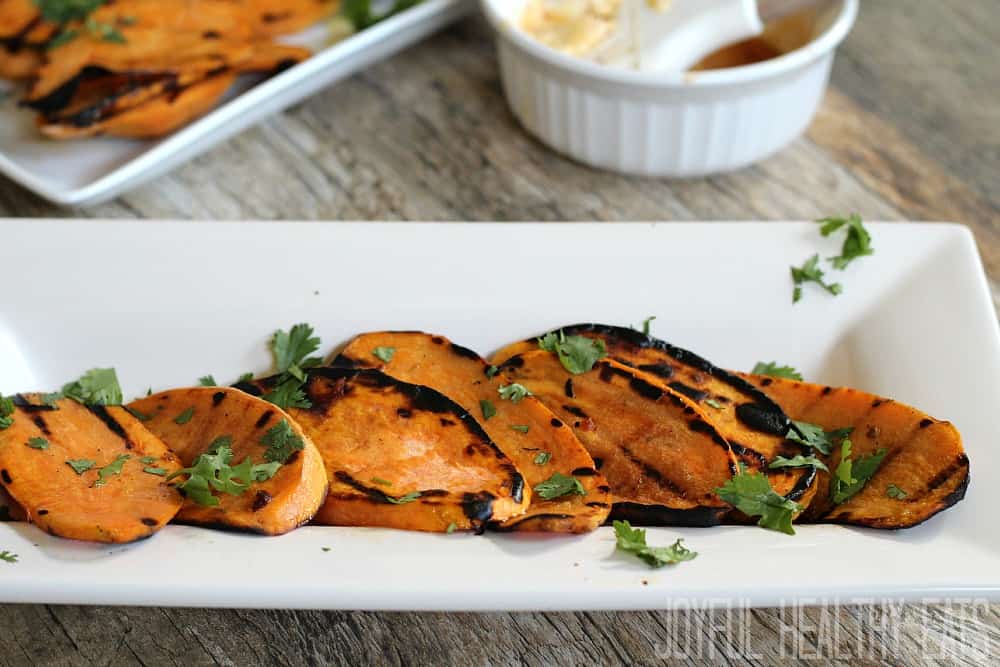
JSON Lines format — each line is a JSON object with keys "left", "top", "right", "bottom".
{"left": 497, "top": 351, "right": 738, "bottom": 526}
{"left": 128, "top": 387, "right": 327, "bottom": 536}
{"left": 0, "top": 396, "right": 183, "bottom": 543}
{"left": 334, "top": 331, "right": 611, "bottom": 533}
{"left": 247, "top": 0, "right": 341, "bottom": 37}
{"left": 0, "top": 0, "right": 39, "bottom": 40}
{"left": 740, "top": 374, "right": 969, "bottom": 528}
{"left": 239, "top": 368, "right": 530, "bottom": 533}
{"left": 491, "top": 324, "right": 818, "bottom": 512}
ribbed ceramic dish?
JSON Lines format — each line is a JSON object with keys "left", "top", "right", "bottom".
{"left": 482, "top": 0, "right": 858, "bottom": 177}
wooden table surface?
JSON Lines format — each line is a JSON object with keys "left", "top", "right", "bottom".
{"left": 1, "top": 2, "right": 997, "bottom": 664}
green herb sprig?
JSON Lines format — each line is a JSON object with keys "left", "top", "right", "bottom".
{"left": 613, "top": 520, "right": 697, "bottom": 568}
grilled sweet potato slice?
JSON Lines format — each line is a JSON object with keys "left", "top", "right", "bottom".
{"left": 0, "top": 44, "right": 41, "bottom": 79}
{"left": 0, "top": 0, "right": 39, "bottom": 40}
{"left": 740, "top": 374, "right": 969, "bottom": 528}
{"left": 492, "top": 324, "right": 817, "bottom": 512}
{"left": 0, "top": 396, "right": 183, "bottom": 543}
{"left": 238, "top": 368, "right": 530, "bottom": 532}
{"left": 497, "top": 351, "right": 737, "bottom": 526}
{"left": 334, "top": 332, "right": 611, "bottom": 533}
{"left": 0, "top": 484, "right": 26, "bottom": 522}
{"left": 247, "top": 0, "right": 340, "bottom": 37}
{"left": 128, "top": 387, "right": 327, "bottom": 536}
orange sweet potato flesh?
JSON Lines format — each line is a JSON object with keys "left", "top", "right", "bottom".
{"left": 0, "top": 44, "right": 41, "bottom": 79}
{"left": 497, "top": 351, "right": 738, "bottom": 526}
{"left": 740, "top": 374, "right": 969, "bottom": 528}
{"left": 0, "top": 396, "right": 183, "bottom": 543}
{"left": 128, "top": 387, "right": 327, "bottom": 536}
{"left": 239, "top": 368, "right": 530, "bottom": 533}
{"left": 334, "top": 332, "right": 611, "bottom": 533}
{"left": 0, "top": 0, "right": 38, "bottom": 40}
{"left": 491, "top": 324, "right": 818, "bottom": 513}
{"left": 247, "top": 0, "right": 340, "bottom": 37}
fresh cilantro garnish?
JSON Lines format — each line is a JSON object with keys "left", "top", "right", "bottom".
{"left": 40, "top": 392, "right": 61, "bottom": 407}
{"left": 818, "top": 214, "right": 874, "bottom": 270}
{"left": 498, "top": 383, "right": 532, "bottom": 403}
{"left": 385, "top": 491, "right": 421, "bottom": 505}
{"left": 0, "top": 396, "right": 13, "bottom": 430}
{"left": 34, "top": 0, "right": 106, "bottom": 23}
{"left": 60, "top": 368, "right": 123, "bottom": 406}
{"left": 93, "top": 454, "right": 130, "bottom": 487}
{"left": 511, "top": 425, "right": 530, "bottom": 434}
{"left": 769, "top": 454, "right": 829, "bottom": 472}
{"left": 886, "top": 483, "right": 907, "bottom": 500}
{"left": 0, "top": 550, "right": 17, "bottom": 564}
{"left": 446, "top": 522, "right": 457, "bottom": 534}
{"left": 372, "top": 347, "right": 395, "bottom": 363}
{"left": 534, "top": 472, "right": 586, "bottom": 500}
{"left": 342, "top": 0, "right": 421, "bottom": 30}
{"left": 166, "top": 445, "right": 280, "bottom": 507}
{"left": 261, "top": 324, "right": 323, "bottom": 409}
{"left": 533, "top": 451, "right": 551, "bottom": 465}
{"left": 371, "top": 477, "right": 392, "bottom": 486}
{"left": 790, "top": 254, "right": 843, "bottom": 304}
{"left": 714, "top": 463, "right": 801, "bottom": 535}
{"left": 143, "top": 467, "right": 167, "bottom": 476}
{"left": 479, "top": 399, "right": 497, "bottom": 420}
{"left": 272, "top": 323, "right": 323, "bottom": 381}
{"left": 173, "top": 407, "right": 194, "bottom": 425}
{"left": 485, "top": 365, "right": 499, "bottom": 379}
{"left": 238, "top": 372, "right": 255, "bottom": 383}
{"left": 830, "top": 440, "right": 887, "bottom": 505}
{"left": 640, "top": 316, "right": 656, "bottom": 335}
{"left": 787, "top": 421, "right": 852, "bottom": 456}
{"left": 26, "top": 437, "right": 49, "bottom": 450}
{"left": 613, "top": 520, "right": 697, "bottom": 568}
{"left": 66, "top": 459, "right": 96, "bottom": 475}
{"left": 125, "top": 407, "right": 152, "bottom": 422}
{"left": 705, "top": 399, "right": 723, "bottom": 410}
{"left": 260, "top": 419, "right": 305, "bottom": 464}
{"left": 751, "top": 361, "right": 803, "bottom": 381}
{"left": 322, "top": 547, "right": 332, "bottom": 552}
{"left": 140, "top": 456, "right": 157, "bottom": 465}
{"left": 198, "top": 375, "right": 217, "bottom": 387}
{"left": 538, "top": 331, "right": 607, "bottom": 375}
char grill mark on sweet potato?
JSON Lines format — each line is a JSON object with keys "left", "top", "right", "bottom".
{"left": 491, "top": 324, "right": 817, "bottom": 512}
{"left": 498, "top": 351, "right": 737, "bottom": 526}
{"left": 240, "top": 367, "right": 530, "bottom": 533}
{"left": 128, "top": 387, "right": 328, "bottom": 536}
{"left": 740, "top": 374, "right": 969, "bottom": 529}
{"left": 333, "top": 331, "right": 610, "bottom": 533}
{"left": 0, "top": 396, "right": 183, "bottom": 544}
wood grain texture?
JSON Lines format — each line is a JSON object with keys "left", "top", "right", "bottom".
{"left": 1, "top": 1, "right": 998, "bottom": 664}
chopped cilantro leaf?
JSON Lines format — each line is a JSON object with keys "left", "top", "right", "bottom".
{"left": 173, "top": 407, "right": 194, "bottom": 425}
{"left": 790, "top": 254, "right": 843, "bottom": 304}
{"left": 140, "top": 456, "right": 157, "bottom": 465}
{"left": 60, "top": 368, "right": 123, "bottom": 406}
{"left": 0, "top": 550, "right": 17, "bottom": 564}
{"left": 479, "top": 399, "right": 497, "bottom": 420}
{"left": 372, "top": 347, "right": 396, "bottom": 363}
{"left": 715, "top": 463, "right": 801, "bottom": 535}
{"left": 260, "top": 419, "right": 305, "bottom": 464}
{"left": 271, "top": 323, "right": 323, "bottom": 381}
{"left": 26, "top": 437, "right": 49, "bottom": 450}
{"left": 66, "top": 459, "right": 96, "bottom": 475}
{"left": 705, "top": 399, "right": 723, "bottom": 410}
{"left": 534, "top": 472, "right": 585, "bottom": 500}
{"left": 498, "top": 383, "right": 532, "bottom": 403}
{"left": 342, "top": 0, "right": 421, "bottom": 30}
{"left": 263, "top": 377, "right": 312, "bottom": 410}
{"left": 613, "top": 520, "right": 697, "bottom": 568}
{"left": 538, "top": 330, "right": 607, "bottom": 375}
{"left": 238, "top": 372, "right": 255, "bottom": 383}
{"left": 371, "top": 477, "right": 393, "bottom": 486}
{"left": 830, "top": 440, "right": 887, "bottom": 505}
{"left": 94, "top": 454, "right": 130, "bottom": 487}
{"left": 198, "top": 375, "right": 217, "bottom": 387}
{"left": 485, "top": 365, "right": 499, "bottom": 379}
{"left": 751, "top": 361, "right": 803, "bottom": 381}
{"left": 818, "top": 214, "right": 874, "bottom": 270}
{"left": 143, "top": 467, "right": 168, "bottom": 477}
{"left": 787, "top": 421, "right": 852, "bottom": 456}
{"left": 533, "top": 451, "right": 551, "bottom": 465}
{"left": 125, "top": 407, "right": 152, "bottom": 422}
{"left": 167, "top": 445, "right": 279, "bottom": 507}
{"left": 886, "top": 484, "right": 907, "bottom": 500}
{"left": 446, "top": 522, "right": 457, "bottom": 534}
{"left": 0, "top": 396, "right": 12, "bottom": 430}
{"left": 385, "top": 491, "right": 421, "bottom": 505}
{"left": 769, "top": 454, "right": 829, "bottom": 472}
{"left": 641, "top": 316, "right": 656, "bottom": 336}
{"left": 511, "top": 424, "right": 530, "bottom": 434}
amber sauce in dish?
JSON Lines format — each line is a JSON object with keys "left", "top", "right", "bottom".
{"left": 690, "top": 7, "right": 819, "bottom": 71}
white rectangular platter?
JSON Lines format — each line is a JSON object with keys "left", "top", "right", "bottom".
{"left": 0, "top": 221, "right": 997, "bottom": 610}
{"left": 0, "top": 0, "right": 474, "bottom": 207}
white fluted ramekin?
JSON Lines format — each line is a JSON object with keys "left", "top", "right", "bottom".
{"left": 481, "top": 0, "right": 858, "bottom": 177}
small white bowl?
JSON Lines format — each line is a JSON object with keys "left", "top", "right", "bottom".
{"left": 482, "top": 0, "right": 859, "bottom": 177}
